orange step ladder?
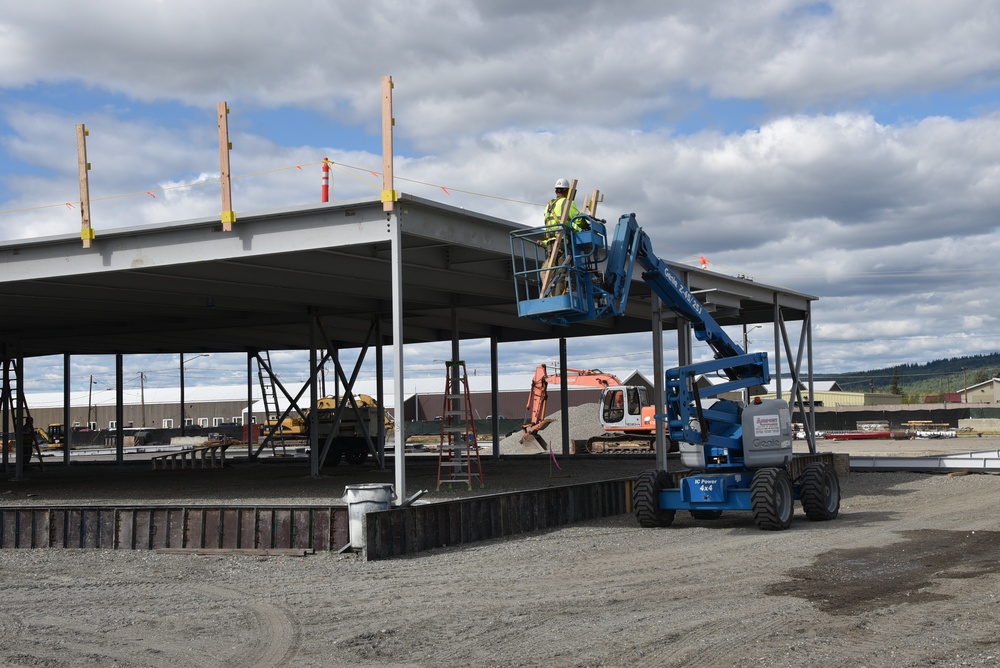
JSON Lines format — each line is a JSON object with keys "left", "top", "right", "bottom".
{"left": 436, "top": 361, "right": 485, "bottom": 491}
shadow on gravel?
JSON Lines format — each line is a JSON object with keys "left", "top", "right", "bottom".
{"left": 766, "top": 529, "right": 1000, "bottom": 615}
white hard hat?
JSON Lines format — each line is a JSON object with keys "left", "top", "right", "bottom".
{"left": 554, "top": 178, "right": 571, "bottom": 189}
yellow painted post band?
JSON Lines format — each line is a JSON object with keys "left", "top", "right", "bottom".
{"left": 381, "top": 189, "right": 398, "bottom": 203}
{"left": 221, "top": 210, "right": 236, "bottom": 224}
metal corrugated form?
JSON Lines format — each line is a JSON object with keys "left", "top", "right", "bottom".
{"left": 363, "top": 478, "right": 631, "bottom": 560}
{"left": 0, "top": 506, "right": 350, "bottom": 551}
{"left": 0, "top": 481, "right": 629, "bottom": 556}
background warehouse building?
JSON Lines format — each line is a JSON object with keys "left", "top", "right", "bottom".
{"left": 19, "top": 370, "right": 654, "bottom": 435}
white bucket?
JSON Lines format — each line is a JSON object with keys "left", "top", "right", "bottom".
{"left": 343, "top": 483, "right": 396, "bottom": 549}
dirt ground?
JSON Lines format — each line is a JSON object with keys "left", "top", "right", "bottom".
{"left": 2, "top": 439, "right": 1000, "bottom": 667}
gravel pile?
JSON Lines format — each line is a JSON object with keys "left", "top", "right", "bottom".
{"left": 497, "top": 402, "right": 606, "bottom": 455}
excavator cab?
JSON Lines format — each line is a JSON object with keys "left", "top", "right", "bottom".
{"left": 599, "top": 386, "right": 648, "bottom": 429}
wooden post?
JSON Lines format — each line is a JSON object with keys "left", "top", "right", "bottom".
{"left": 584, "top": 189, "right": 602, "bottom": 217}
{"left": 381, "top": 76, "right": 397, "bottom": 213}
{"left": 218, "top": 101, "right": 235, "bottom": 231}
{"left": 539, "top": 178, "right": 578, "bottom": 297}
{"left": 76, "top": 124, "right": 94, "bottom": 249}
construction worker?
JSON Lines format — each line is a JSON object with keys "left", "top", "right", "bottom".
{"left": 543, "top": 178, "right": 582, "bottom": 236}
{"left": 541, "top": 179, "right": 587, "bottom": 296}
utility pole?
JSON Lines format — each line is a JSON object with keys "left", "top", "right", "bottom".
{"left": 87, "top": 375, "right": 94, "bottom": 428}
{"left": 962, "top": 367, "right": 968, "bottom": 403}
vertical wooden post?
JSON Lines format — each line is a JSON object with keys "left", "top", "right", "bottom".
{"left": 381, "top": 76, "right": 397, "bottom": 213}
{"left": 76, "top": 124, "right": 94, "bottom": 248}
{"left": 584, "top": 189, "right": 602, "bottom": 217}
{"left": 218, "top": 102, "right": 235, "bottom": 231}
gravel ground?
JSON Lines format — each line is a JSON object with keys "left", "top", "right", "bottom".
{"left": 2, "top": 441, "right": 1000, "bottom": 666}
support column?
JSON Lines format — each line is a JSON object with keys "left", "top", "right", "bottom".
{"left": 651, "top": 295, "right": 667, "bottom": 471}
{"left": 773, "top": 295, "right": 782, "bottom": 399}
{"left": 116, "top": 354, "right": 124, "bottom": 464}
{"left": 247, "top": 352, "right": 254, "bottom": 458}
{"left": 63, "top": 353, "right": 72, "bottom": 465}
{"left": 390, "top": 206, "right": 406, "bottom": 502}
{"left": 14, "top": 354, "right": 25, "bottom": 481}
{"left": 490, "top": 333, "right": 500, "bottom": 460}
{"left": 806, "top": 301, "right": 816, "bottom": 454}
{"left": 559, "top": 338, "right": 569, "bottom": 456}
{"left": 375, "top": 319, "right": 386, "bottom": 470}
{"left": 309, "top": 319, "right": 320, "bottom": 477}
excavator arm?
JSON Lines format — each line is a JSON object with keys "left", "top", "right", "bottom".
{"left": 521, "top": 364, "right": 623, "bottom": 442}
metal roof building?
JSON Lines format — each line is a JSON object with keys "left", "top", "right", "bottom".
{"left": 1, "top": 193, "right": 817, "bottom": 498}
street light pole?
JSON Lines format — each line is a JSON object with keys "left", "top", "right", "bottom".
{"left": 180, "top": 354, "right": 208, "bottom": 436}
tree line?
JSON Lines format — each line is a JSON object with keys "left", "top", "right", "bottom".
{"left": 816, "top": 352, "right": 1000, "bottom": 401}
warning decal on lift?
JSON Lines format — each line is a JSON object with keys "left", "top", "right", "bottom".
{"left": 753, "top": 414, "right": 782, "bottom": 437}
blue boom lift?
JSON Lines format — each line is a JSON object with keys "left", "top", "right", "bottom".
{"left": 510, "top": 211, "right": 840, "bottom": 530}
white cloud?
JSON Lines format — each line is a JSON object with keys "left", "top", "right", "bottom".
{"left": 3, "top": 0, "right": 1000, "bottom": 386}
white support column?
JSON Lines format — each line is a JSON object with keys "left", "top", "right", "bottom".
{"left": 63, "top": 353, "right": 72, "bottom": 465}
{"left": 391, "top": 209, "right": 406, "bottom": 502}
{"left": 773, "top": 295, "right": 782, "bottom": 400}
{"left": 651, "top": 295, "right": 667, "bottom": 471}
{"left": 310, "top": 320, "right": 320, "bottom": 477}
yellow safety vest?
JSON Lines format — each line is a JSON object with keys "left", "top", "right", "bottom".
{"left": 543, "top": 197, "right": 583, "bottom": 243}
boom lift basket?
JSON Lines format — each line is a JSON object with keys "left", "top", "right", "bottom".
{"left": 510, "top": 219, "right": 614, "bottom": 325}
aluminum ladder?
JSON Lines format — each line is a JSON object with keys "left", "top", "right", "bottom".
{"left": 255, "top": 351, "right": 287, "bottom": 455}
{"left": 1, "top": 360, "right": 44, "bottom": 471}
{"left": 436, "top": 360, "right": 485, "bottom": 491}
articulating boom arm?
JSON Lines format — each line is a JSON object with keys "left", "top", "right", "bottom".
{"left": 511, "top": 211, "right": 776, "bottom": 462}
{"left": 619, "top": 214, "right": 746, "bottom": 364}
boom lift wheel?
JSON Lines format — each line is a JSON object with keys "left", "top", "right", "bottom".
{"left": 634, "top": 470, "right": 676, "bottom": 528}
{"left": 797, "top": 462, "right": 841, "bottom": 521}
{"left": 751, "top": 468, "right": 793, "bottom": 531}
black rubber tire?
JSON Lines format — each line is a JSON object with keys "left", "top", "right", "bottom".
{"left": 751, "top": 468, "right": 793, "bottom": 531}
{"left": 798, "top": 462, "right": 841, "bottom": 521}
{"left": 690, "top": 509, "right": 724, "bottom": 520}
{"left": 633, "top": 469, "right": 676, "bottom": 528}
{"left": 344, "top": 449, "right": 368, "bottom": 466}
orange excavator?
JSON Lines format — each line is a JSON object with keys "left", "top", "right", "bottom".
{"left": 521, "top": 364, "right": 621, "bottom": 446}
{"left": 522, "top": 364, "right": 672, "bottom": 454}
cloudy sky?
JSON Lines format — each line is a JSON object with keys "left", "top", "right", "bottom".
{"left": 3, "top": 0, "right": 1000, "bottom": 396}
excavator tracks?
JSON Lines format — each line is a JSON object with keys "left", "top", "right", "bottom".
{"left": 585, "top": 435, "right": 657, "bottom": 455}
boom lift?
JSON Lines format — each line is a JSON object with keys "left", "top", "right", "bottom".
{"left": 511, "top": 211, "right": 840, "bottom": 530}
